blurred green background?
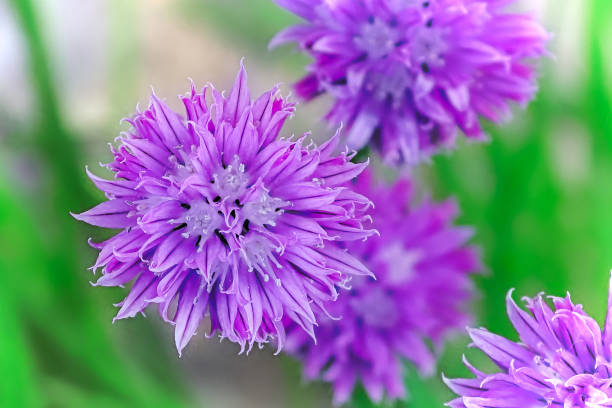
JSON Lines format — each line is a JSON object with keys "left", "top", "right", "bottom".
{"left": 1, "top": 0, "right": 610, "bottom": 407}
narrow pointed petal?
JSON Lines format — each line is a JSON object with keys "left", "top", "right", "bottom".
{"left": 175, "top": 274, "right": 209, "bottom": 356}
{"left": 114, "top": 272, "right": 158, "bottom": 320}
{"left": 224, "top": 62, "right": 251, "bottom": 126}
{"left": 72, "top": 200, "right": 135, "bottom": 228}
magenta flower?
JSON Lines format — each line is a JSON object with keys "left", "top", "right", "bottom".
{"left": 445, "top": 274, "right": 612, "bottom": 408}
{"left": 271, "top": 0, "right": 549, "bottom": 165}
{"left": 72, "top": 64, "right": 376, "bottom": 355}
{"left": 284, "top": 170, "right": 480, "bottom": 404}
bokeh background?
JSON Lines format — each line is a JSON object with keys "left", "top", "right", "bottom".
{"left": 1, "top": 0, "right": 610, "bottom": 407}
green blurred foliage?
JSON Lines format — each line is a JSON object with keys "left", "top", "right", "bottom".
{"left": 2, "top": 0, "right": 611, "bottom": 407}
{"left": 3, "top": 0, "right": 190, "bottom": 407}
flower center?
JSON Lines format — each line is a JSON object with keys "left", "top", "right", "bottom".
{"left": 174, "top": 153, "right": 288, "bottom": 258}
{"left": 410, "top": 26, "right": 447, "bottom": 72}
{"left": 375, "top": 243, "right": 420, "bottom": 283}
{"left": 354, "top": 18, "right": 400, "bottom": 59}
{"left": 351, "top": 284, "right": 399, "bottom": 329}
{"left": 243, "top": 189, "right": 288, "bottom": 227}
{"left": 177, "top": 201, "right": 222, "bottom": 241}
{"left": 364, "top": 63, "right": 412, "bottom": 107}
{"left": 212, "top": 155, "right": 249, "bottom": 198}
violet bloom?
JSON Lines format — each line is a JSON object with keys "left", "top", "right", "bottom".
{"left": 285, "top": 170, "right": 480, "bottom": 404}
{"left": 72, "top": 64, "right": 376, "bottom": 355}
{"left": 271, "top": 0, "right": 549, "bottom": 165}
{"left": 445, "top": 274, "right": 612, "bottom": 408}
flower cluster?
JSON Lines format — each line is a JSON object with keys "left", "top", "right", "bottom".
{"left": 70, "top": 0, "right": 558, "bottom": 404}
{"left": 271, "top": 0, "right": 549, "bottom": 164}
{"left": 445, "top": 274, "right": 612, "bottom": 408}
{"left": 73, "top": 64, "right": 376, "bottom": 355}
{"left": 285, "top": 170, "right": 480, "bottom": 404}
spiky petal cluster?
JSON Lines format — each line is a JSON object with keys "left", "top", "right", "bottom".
{"left": 271, "top": 0, "right": 548, "bottom": 165}
{"left": 445, "top": 274, "right": 612, "bottom": 408}
{"left": 284, "top": 170, "right": 480, "bottom": 405}
{"left": 72, "top": 65, "right": 376, "bottom": 355}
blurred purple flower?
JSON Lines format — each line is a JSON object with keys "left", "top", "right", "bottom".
{"left": 271, "top": 0, "right": 549, "bottom": 165}
{"left": 285, "top": 170, "right": 480, "bottom": 404}
{"left": 445, "top": 274, "right": 612, "bottom": 408}
{"left": 72, "top": 64, "right": 376, "bottom": 355}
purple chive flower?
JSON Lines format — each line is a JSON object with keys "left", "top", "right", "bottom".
{"left": 445, "top": 274, "right": 612, "bottom": 408}
{"left": 271, "top": 0, "right": 549, "bottom": 165}
{"left": 72, "top": 64, "right": 376, "bottom": 355}
{"left": 284, "top": 170, "right": 480, "bottom": 405}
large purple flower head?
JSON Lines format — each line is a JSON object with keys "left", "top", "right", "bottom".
{"left": 271, "top": 0, "right": 549, "bottom": 165}
{"left": 72, "top": 64, "right": 377, "bottom": 355}
{"left": 445, "top": 274, "right": 612, "bottom": 408}
{"left": 284, "top": 170, "right": 480, "bottom": 404}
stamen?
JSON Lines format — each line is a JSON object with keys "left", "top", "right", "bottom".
{"left": 240, "top": 236, "right": 283, "bottom": 286}
{"left": 242, "top": 188, "right": 289, "bottom": 227}
{"left": 354, "top": 17, "right": 400, "bottom": 60}
{"left": 411, "top": 27, "right": 447, "bottom": 69}
{"left": 175, "top": 200, "right": 222, "bottom": 244}
{"left": 212, "top": 155, "right": 249, "bottom": 198}
{"left": 366, "top": 65, "right": 411, "bottom": 107}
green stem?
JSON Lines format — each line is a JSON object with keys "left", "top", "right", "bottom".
{"left": 9, "top": 0, "right": 91, "bottom": 210}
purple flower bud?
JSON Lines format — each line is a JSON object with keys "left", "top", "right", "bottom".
{"left": 73, "top": 63, "right": 376, "bottom": 356}
{"left": 445, "top": 273, "right": 612, "bottom": 408}
{"left": 271, "top": 0, "right": 549, "bottom": 165}
{"left": 285, "top": 170, "right": 481, "bottom": 404}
